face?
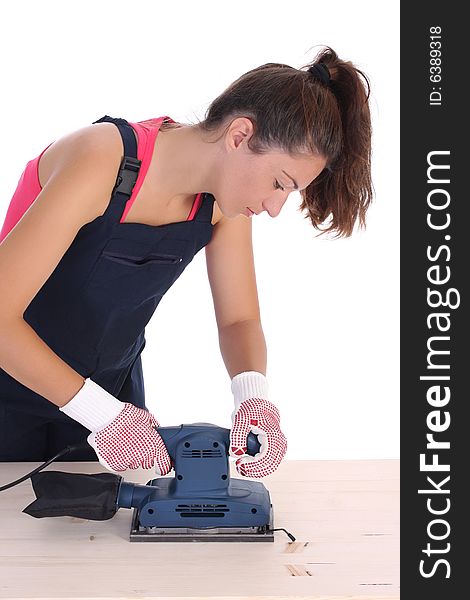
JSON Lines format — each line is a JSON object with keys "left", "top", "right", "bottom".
{"left": 214, "top": 117, "right": 327, "bottom": 218}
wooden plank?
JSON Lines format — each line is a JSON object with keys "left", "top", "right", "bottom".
{"left": 0, "top": 460, "right": 399, "bottom": 599}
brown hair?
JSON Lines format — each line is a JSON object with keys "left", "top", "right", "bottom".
{"left": 174, "top": 45, "right": 373, "bottom": 239}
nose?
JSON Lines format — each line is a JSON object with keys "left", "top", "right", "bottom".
{"left": 262, "top": 192, "right": 289, "bottom": 217}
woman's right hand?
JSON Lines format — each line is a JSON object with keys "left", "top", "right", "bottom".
{"left": 59, "top": 378, "right": 172, "bottom": 474}
{"left": 87, "top": 402, "right": 172, "bottom": 473}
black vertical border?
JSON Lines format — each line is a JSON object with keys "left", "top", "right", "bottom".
{"left": 401, "top": 2, "right": 465, "bottom": 598}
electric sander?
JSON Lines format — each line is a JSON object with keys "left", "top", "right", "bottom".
{"left": 17, "top": 423, "right": 295, "bottom": 542}
{"left": 121, "top": 423, "right": 272, "bottom": 542}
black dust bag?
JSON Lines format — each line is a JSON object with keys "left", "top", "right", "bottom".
{"left": 22, "top": 471, "right": 122, "bottom": 520}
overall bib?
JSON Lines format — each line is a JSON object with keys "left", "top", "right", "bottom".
{"left": 0, "top": 115, "right": 215, "bottom": 462}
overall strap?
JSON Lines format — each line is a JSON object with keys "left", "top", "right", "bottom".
{"left": 91, "top": 115, "right": 141, "bottom": 222}
{"left": 92, "top": 114, "right": 215, "bottom": 226}
{"left": 194, "top": 192, "right": 216, "bottom": 224}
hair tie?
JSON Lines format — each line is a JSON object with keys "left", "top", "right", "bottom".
{"left": 307, "top": 62, "right": 331, "bottom": 86}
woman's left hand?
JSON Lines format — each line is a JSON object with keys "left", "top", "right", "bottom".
{"left": 229, "top": 372, "right": 287, "bottom": 478}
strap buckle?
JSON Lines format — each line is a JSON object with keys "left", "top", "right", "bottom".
{"left": 113, "top": 156, "right": 142, "bottom": 197}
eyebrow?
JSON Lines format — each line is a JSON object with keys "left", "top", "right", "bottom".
{"left": 281, "top": 170, "right": 299, "bottom": 190}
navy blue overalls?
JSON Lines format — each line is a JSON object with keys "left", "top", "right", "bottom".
{"left": 0, "top": 115, "right": 215, "bottom": 462}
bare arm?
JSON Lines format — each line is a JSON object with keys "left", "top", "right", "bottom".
{"left": 0, "top": 317, "right": 86, "bottom": 407}
{"left": 205, "top": 213, "right": 267, "bottom": 379}
{"left": 0, "top": 126, "right": 122, "bottom": 408}
{"left": 218, "top": 319, "right": 267, "bottom": 379}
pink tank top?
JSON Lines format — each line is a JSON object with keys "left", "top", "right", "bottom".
{"left": 0, "top": 117, "right": 203, "bottom": 244}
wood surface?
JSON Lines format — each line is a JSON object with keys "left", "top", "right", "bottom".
{"left": 0, "top": 459, "right": 399, "bottom": 599}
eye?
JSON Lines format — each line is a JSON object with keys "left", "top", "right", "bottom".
{"left": 274, "top": 179, "right": 285, "bottom": 191}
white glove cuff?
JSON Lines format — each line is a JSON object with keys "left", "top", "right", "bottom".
{"left": 231, "top": 371, "right": 269, "bottom": 412}
{"left": 59, "top": 377, "right": 125, "bottom": 432}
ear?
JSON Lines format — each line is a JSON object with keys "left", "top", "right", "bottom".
{"left": 226, "top": 117, "right": 255, "bottom": 150}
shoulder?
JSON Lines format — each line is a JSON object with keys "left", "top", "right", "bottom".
{"left": 207, "top": 211, "right": 252, "bottom": 246}
{"left": 37, "top": 122, "right": 126, "bottom": 190}
{"left": 36, "top": 122, "right": 128, "bottom": 223}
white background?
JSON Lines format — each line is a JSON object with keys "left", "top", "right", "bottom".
{"left": 0, "top": 0, "right": 399, "bottom": 459}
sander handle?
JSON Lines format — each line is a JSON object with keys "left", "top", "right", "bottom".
{"left": 154, "top": 423, "right": 261, "bottom": 460}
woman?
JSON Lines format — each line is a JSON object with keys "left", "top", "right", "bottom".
{"left": 0, "top": 46, "right": 373, "bottom": 478}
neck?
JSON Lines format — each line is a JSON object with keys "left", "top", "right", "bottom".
{"left": 147, "top": 123, "right": 220, "bottom": 204}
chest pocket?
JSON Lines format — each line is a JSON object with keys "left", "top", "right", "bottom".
{"left": 102, "top": 250, "right": 183, "bottom": 267}
{"left": 85, "top": 235, "right": 188, "bottom": 305}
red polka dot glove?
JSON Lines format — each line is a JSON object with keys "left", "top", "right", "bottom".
{"left": 59, "top": 378, "right": 172, "bottom": 474}
{"left": 230, "top": 371, "right": 287, "bottom": 478}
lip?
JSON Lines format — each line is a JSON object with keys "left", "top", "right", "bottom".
{"left": 245, "top": 207, "right": 255, "bottom": 217}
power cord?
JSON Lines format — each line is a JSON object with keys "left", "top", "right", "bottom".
{"left": 0, "top": 442, "right": 89, "bottom": 491}
{"left": 270, "top": 527, "right": 296, "bottom": 542}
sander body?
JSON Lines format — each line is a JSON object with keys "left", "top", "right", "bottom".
{"left": 21, "top": 422, "right": 275, "bottom": 542}
{"left": 120, "top": 423, "right": 274, "bottom": 542}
